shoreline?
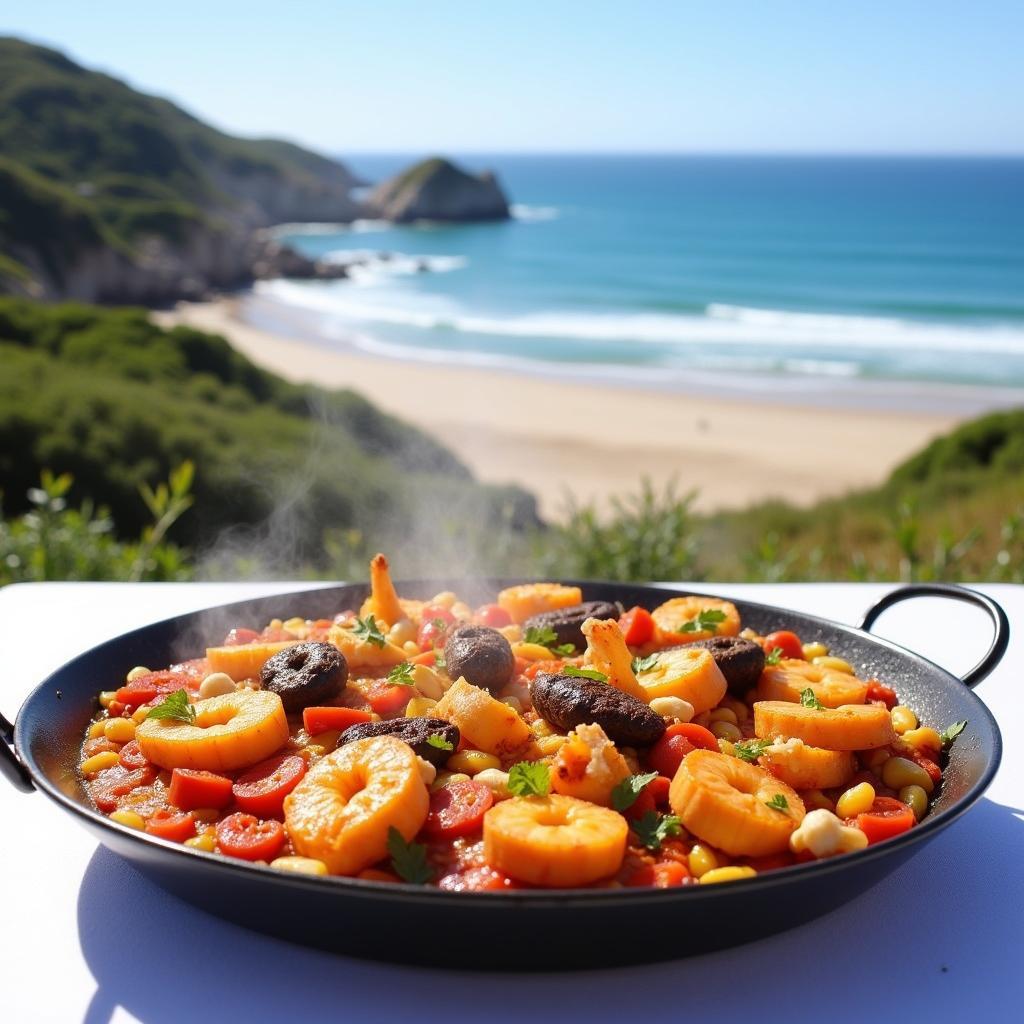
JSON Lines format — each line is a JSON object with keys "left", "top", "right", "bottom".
{"left": 155, "top": 296, "right": 967, "bottom": 521}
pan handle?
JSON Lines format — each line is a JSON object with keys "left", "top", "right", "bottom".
{"left": 0, "top": 711, "right": 33, "bottom": 793}
{"left": 859, "top": 583, "right": 1010, "bottom": 689}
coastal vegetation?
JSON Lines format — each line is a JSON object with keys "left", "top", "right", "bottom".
{"left": 2, "top": 298, "right": 1021, "bottom": 587}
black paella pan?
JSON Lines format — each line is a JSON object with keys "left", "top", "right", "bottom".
{"left": 0, "top": 580, "right": 1009, "bottom": 970}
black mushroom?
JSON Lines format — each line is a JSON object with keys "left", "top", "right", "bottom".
{"left": 338, "top": 718, "right": 460, "bottom": 766}
{"left": 523, "top": 600, "right": 623, "bottom": 651}
{"left": 444, "top": 624, "right": 515, "bottom": 693}
{"left": 260, "top": 641, "right": 348, "bottom": 713}
{"left": 684, "top": 636, "right": 765, "bottom": 694}
{"left": 531, "top": 672, "right": 666, "bottom": 748}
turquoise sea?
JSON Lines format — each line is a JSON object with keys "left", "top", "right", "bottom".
{"left": 259, "top": 156, "right": 1024, "bottom": 396}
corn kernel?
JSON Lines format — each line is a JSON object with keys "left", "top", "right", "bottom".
{"left": 185, "top": 833, "right": 216, "bottom": 852}
{"left": 649, "top": 696, "right": 694, "bottom": 722}
{"left": 81, "top": 751, "right": 120, "bottom": 775}
{"left": 709, "top": 707, "right": 738, "bottom": 725}
{"left": 901, "top": 726, "right": 942, "bottom": 755}
{"left": 190, "top": 807, "right": 222, "bottom": 824}
{"left": 718, "top": 739, "right": 736, "bottom": 756}
{"left": 300, "top": 744, "right": 326, "bottom": 762}
{"left": 448, "top": 750, "right": 502, "bottom": 775}
{"left": 890, "top": 705, "right": 918, "bottom": 735}
{"left": 710, "top": 721, "right": 742, "bottom": 742}
{"left": 812, "top": 655, "right": 855, "bottom": 675}
{"left": 103, "top": 718, "right": 136, "bottom": 743}
{"left": 688, "top": 844, "right": 719, "bottom": 878}
{"left": 881, "top": 756, "right": 934, "bottom": 794}
{"left": 537, "top": 734, "right": 567, "bottom": 756}
{"left": 700, "top": 866, "right": 757, "bottom": 884}
{"left": 899, "top": 784, "right": 929, "bottom": 821}
{"left": 110, "top": 810, "right": 145, "bottom": 830}
{"left": 98, "top": 691, "right": 118, "bottom": 709}
{"left": 402, "top": 641, "right": 420, "bottom": 656}
{"left": 271, "top": 856, "right": 329, "bottom": 876}
{"left": 836, "top": 781, "right": 876, "bottom": 818}
{"left": 88, "top": 720, "right": 107, "bottom": 738}
{"left": 132, "top": 705, "right": 152, "bottom": 723}
{"left": 802, "top": 641, "right": 829, "bottom": 660}
{"left": 405, "top": 696, "right": 438, "bottom": 718}
{"left": 803, "top": 789, "right": 834, "bottom": 812}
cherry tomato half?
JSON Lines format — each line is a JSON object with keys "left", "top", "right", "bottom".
{"left": 223, "top": 627, "right": 260, "bottom": 646}
{"left": 417, "top": 618, "right": 450, "bottom": 651}
{"left": 762, "top": 631, "right": 804, "bottom": 660}
{"left": 422, "top": 780, "right": 494, "bottom": 839}
{"left": 145, "top": 808, "right": 196, "bottom": 843}
{"left": 89, "top": 764, "right": 156, "bottom": 812}
{"left": 867, "top": 681, "right": 899, "bottom": 708}
{"left": 619, "top": 606, "right": 655, "bottom": 647}
{"left": 475, "top": 603, "right": 513, "bottom": 628}
{"left": 118, "top": 740, "right": 150, "bottom": 771}
{"left": 232, "top": 753, "right": 307, "bottom": 819}
{"left": 216, "top": 812, "right": 286, "bottom": 861}
{"left": 852, "top": 797, "right": 916, "bottom": 845}
{"left": 366, "top": 681, "right": 413, "bottom": 716}
{"left": 648, "top": 723, "right": 718, "bottom": 778}
{"left": 421, "top": 604, "right": 456, "bottom": 626}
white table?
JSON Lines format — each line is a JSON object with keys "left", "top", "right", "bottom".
{"left": 1, "top": 582, "right": 1021, "bottom": 1024}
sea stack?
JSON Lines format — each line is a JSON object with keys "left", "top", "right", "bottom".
{"left": 367, "top": 157, "right": 510, "bottom": 223}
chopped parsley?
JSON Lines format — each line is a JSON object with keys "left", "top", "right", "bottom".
{"left": 678, "top": 609, "right": 728, "bottom": 635}
{"left": 146, "top": 688, "right": 196, "bottom": 724}
{"left": 507, "top": 761, "right": 551, "bottom": 797}
{"left": 523, "top": 625, "right": 576, "bottom": 656}
{"left": 352, "top": 614, "right": 387, "bottom": 648}
{"left": 386, "top": 827, "right": 433, "bottom": 885}
{"left": 800, "top": 687, "right": 825, "bottom": 711}
{"left": 733, "top": 738, "right": 772, "bottom": 763}
{"left": 426, "top": 734, "right": 454, "bottom": 752}
{"left": 434, "top": 649, "right": 447, "bottom": 672}
{"left": 764, "top": 793, "right": 790, "bottom": 814}
{"left": 386, "top": 662, "right": 415, "bottom": 686}
{"left": 630, "top": 810, "right": 682, "bottom": 852}
{"left": 610, "top": 771, "right": 659, "bottom": 812}
{"left": 940, "top": 720, "right": 967, "bottom": 748}
{"left": 562, "top": 665, "right": 608, "bottom": 683}
{"left": 764, "top": 646, "right": 784, "bottom": 666}
{"left": 631, "top": 653, "right": 660, "bottom": 675}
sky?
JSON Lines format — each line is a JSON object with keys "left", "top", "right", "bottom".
{"left": 3, "top": 1, "right": 1023, "bottom": 156}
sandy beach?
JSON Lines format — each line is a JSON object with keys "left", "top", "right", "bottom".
{"left": 155, "top": 299, "right": 958, "bottom": 521}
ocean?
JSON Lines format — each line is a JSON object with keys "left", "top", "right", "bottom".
{"left": 256, "top": 155, "right": 1024, "bottom": 399}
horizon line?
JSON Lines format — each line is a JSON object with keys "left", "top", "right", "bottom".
{"left": 336, "top": 149, "right": 1024, "bottom": 159}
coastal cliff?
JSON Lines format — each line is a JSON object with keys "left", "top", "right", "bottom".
{"left": 367, "top": 157, "right": 510, "bottom": 223}
{"left": 0, "top": 38, "right": 363, "bottom": 303}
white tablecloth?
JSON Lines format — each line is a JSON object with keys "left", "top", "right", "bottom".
{"left": 1, "top": 581, "right": 1021, "bottom": 1024}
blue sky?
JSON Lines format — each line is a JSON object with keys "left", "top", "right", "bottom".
{"left": 4, "top": 1, "right": 1022, "bottom": 155}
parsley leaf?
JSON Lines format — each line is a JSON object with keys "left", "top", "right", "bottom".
{"left": 386, "top": 662, "right": 415, "bottom": 686}
{"left": 765, "top": 793, "right": 790, "bottom": 814}
{"left": 523, "top": 625, "right": 575, "bottom": 656}
{"left": 352, "top": 614, "right": 387, "bottom": 648}
{"left": 631, "top": 653, "right": 660, "bottom": 675}
{"left": 386, "top": 827, "right": 433, "bottom": 884}
{"left": 733, "top": 738, "right": 772, "bottom": 763}
{"left": 678, "top": 609, "right": 728, "bottom": 635}
{"left": 611, "top": 771, "right": 659, "bottom": 812}
{"left": 426, "top": 734, "right": 454, "bottom": 752}
{"left": 940, "top": 720, "right": 967, "bottom": 748}
{"left": 507, "top": 761, "right": 551, "bottom": 797}
{"left": 800, "top": 687, "right": 825, "bottom": 710}
{"left": 434, "top": 649, "right": 447, "bottom": 672}
{"left": 630, "top": 810, "right": 682, "bottom": 851}
{"left": 146, "top": 688, "right": 196, "bottom": 724}
{"left": 562, "top": 665, "right": 608, "bottom": 683}
{"left": 764, "top": 646, "right": 784, "bottom": 666}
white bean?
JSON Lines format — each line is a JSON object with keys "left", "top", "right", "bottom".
{"left": 199, "top": 672, "right": 237, "bottom": 699}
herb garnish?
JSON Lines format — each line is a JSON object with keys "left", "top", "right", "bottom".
{"left": 386, "top": 662, "right": 415, "bottom": 686}
{"left": 387, "top": 827, "right": 433, "bottom": 884}
{"left": 434, "top": 649, "right": 447, "bottom": 672}
{"left": 631, "top": 653, "right": 660, "bottom": 675}
{"left": 630, "top": 810, "right": 682, "bottom": 851}
{"left": 523, "top": 625, "right": 575, "bottom": 657}
{"left": 507, "top": 761, "right": 551, "bottom": 797}
{"left": 352, "top": 614, "right": 387, "bottom": 648}
{"left": 764, "top": 646, "right": 784, "bottom": 666}
{"left": 765, "top": 793, "right": 789, "bottom": 814}
{"left": 940, "top": 720, "right": 967, "bottom": 748}
{"left": 146, "top": 688, "right": 196, "bottom": 724}
{"left": 678, "top": 609, "right": 728, "bottom": 635}
{"left": 562, "top": 665, "right": 608, "bottom": 683}
{"left": 733, "top": 738, "right": 772, "bottom": 763}
{"left": 611, "top": 771, "right": 659, "bottom": 812}
{"left": 800, "top": 687, "right": 825, "bottom": 711}
{"left": 426, "top": 734, "right": 454, "bottom": 752}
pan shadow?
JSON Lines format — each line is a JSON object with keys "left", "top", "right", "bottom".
{"left": 77, "top": 796, "right": 1024, "bottom": 1024}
